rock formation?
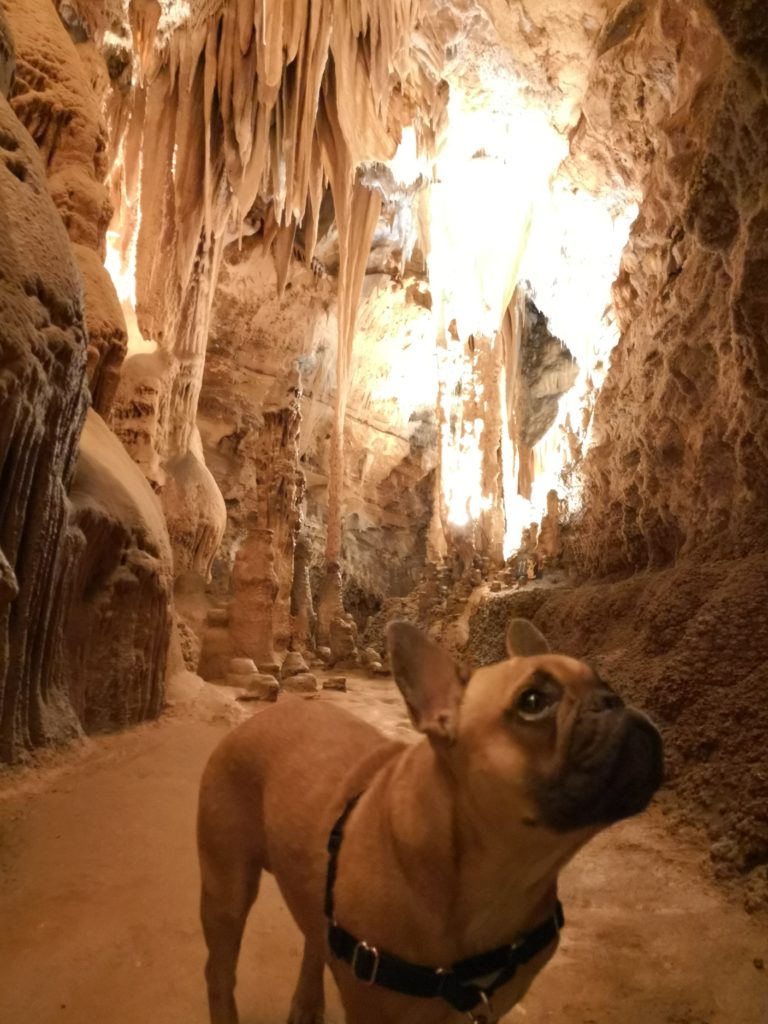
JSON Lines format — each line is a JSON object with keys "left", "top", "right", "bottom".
{"left": 66, "top": 410, "right": 173, "bottom": 731}
{"left": 0, "top": 0, "right": 172, "bottom": 757}
{"left": 565, "top": 0, "right": 768, "bottom": 574}
{"left": 0, "top": 6, "right": 89, "bottom": 759}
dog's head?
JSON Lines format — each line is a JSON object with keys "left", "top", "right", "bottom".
{"left": 387, "top": 619, "right": 663, "bottom": 833}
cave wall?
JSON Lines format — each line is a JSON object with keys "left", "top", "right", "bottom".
{"left": 3, "top": 0, "right": 127, "bottom": 417}
{"left": 0, "top": 6, "right": 89, "bottom": 759}
{"left": 66, "top": 410, "right": 173, "bottom": 732}
{"left": 0, "top": 0, "right": 174, "bottom": 761}
{"left": 565, "top": 0, "right": 768, "bottom": 573}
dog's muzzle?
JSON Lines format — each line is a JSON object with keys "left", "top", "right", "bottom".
{"left": 535, "top": 690, "right": 665, "bottom": 832}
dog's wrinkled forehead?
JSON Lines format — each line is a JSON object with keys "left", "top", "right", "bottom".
{"left": 514, "top": 653, "right": 598, "bottom": 692}
{"left": 464, "top": 653, "right": 598, "bottom": 716}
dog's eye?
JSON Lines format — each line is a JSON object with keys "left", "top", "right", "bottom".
{"left": 513, "top": 674, "right": 561, "bottom": 722}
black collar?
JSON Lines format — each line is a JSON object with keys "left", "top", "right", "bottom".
{"left": 325, "top": 794, "right": 564, "bottom": 1018}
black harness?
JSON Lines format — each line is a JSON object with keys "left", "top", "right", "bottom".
{"left": 325, "top": 795, "right": 564, "bottom": 1021}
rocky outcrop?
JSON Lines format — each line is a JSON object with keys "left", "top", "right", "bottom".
{"left": 3, "top": 0, "right": 126, "bottom": 418}
{"left": 0, "top": 19, "right": 89, "bottom": 759}
{"left": 563, "top": 0, "right": 768, "bottom": 573}
{"left": 0, "top": 1, "right": 175, "bottom": 758}
{"left": 66, "top": 410, "right": 173, "bottom": 732}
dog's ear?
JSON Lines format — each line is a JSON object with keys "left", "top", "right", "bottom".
{"left": 506, "top": 618, "right": 550, "bottom": 657}
{"left": 387, "top": 621, "right": 468, "bottom": 745}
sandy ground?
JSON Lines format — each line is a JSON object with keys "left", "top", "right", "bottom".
{"left": 0, "top": 676, "right": 766, "bottom": 1024}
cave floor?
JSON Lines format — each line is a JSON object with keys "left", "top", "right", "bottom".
{"left": 0, "top": 677, "right": 766, "bottom": 1024}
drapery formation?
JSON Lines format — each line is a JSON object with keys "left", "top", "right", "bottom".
{"left": 108, "top": 0, "right": 446, "bottom": 360}
{"left": 97, "top": 0, "right": 447, "bottom": 577}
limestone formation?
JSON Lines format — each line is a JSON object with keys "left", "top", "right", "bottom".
{"left": 280, "top": 652, "right": 309, "bottom": 680}
{"left": 4, "top": 0, "right": 127, "bottom": 417}
{"left": 323, "top": 676, "right": 347, "bottom": 692}
{"left": 281, "top": 671, "right": 320, "bottom": 695}
{"left": 564, "top": 0, "right": 768, "bottom": 574}
{"left": 238, "top": 674, "right": 280, "bottom": 702}
{"left": 66, "top": 410, "right": 173, "bottom": 731}
{"left": 0, "top": 20, "right": 89, "bottom": 758}
{"left": 229, "top": 522, "right": 280, "bottom": 667}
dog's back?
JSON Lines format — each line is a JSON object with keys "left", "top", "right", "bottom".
{"left": 198, "top": 698, "right": 401, "bottom": 950}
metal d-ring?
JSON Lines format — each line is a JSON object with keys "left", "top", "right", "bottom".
{"left": 466, "top": 989, "right": 494, "bottom": 1023}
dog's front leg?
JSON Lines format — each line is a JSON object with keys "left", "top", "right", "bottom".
{"left": 287, "top": 939, "right": 326, "bottom": 1024}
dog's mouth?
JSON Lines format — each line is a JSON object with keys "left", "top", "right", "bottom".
{"left": 533, "top": 695, "right": 665, "bottom": 832}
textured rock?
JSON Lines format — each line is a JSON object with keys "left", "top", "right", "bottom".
{"left": 515, "top": 296, "right": 579, "bottom": 451}
{"left": 360, "top": 646, "right": 382, "bottom": 667}
{"left": 280, "top": 652, "right": 309, "bottom": 680}
{"left": 228, "top": 658, "right": 258, "bottom": 676}
{"left": 281, "top": 671, "right": 319, "bottom": 695}
{"left": 0, "top": 7, "right": 13, "bottom": 97}
{"left": 4, "top": 0, "right": 127, "bottom": 417}
{"left": 0, "top": 71, "right": 89, "bottom": 760}
{"left": 563, "top": 0, "right": 768, "bottom": 573}
{"left": 329, "top": 613, "right": 360, "bottom": 667}
{"left": 465, "top": 556, "right": 768, "bottom": 910}
{"left": 162, "top": 439, "right": 226, "bottom": 578}
{"left": 323, "top": 675, "right": 347, "bottom": 692}
{"left": 229, "top": 523, "right": 279, "bottom": 666}
{"left": 199, "top": 250, "right": 438, "bottom": 625}
{"left": 66, "top": 410, "right": 173, "bottom": 732}
{"left": 238, "top": 674, "right": 280, "bottom": 702}
{"left": 73, "top": 243, "right": 126, "bottom": 415}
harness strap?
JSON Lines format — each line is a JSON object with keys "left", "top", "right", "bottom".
{"left": 324, "top": 793, "right": 361, "bottom": 921}
{"left": 325, "top": 796, "right": 564, "bottom": 1016}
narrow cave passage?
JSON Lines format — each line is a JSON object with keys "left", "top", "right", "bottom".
{"left": 0, "top": 1, "right": 767, "bottom": 1022}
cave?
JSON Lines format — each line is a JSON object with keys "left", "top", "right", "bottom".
{"left": 0, "top": 0, "right": 767, "bottom": 1020}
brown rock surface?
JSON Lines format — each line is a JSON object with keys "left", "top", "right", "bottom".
{"left": 3, "top": 0, "right": 127, "bottom": 417}
{"left": 66, "top": 410, "right": 173, "bottom": 732}
{"left": 0, "top": 54, "right": 89, "bottom": 759}
{"left": 563, "top": 0, "right": 768, "bottom": 573}
{"left": 281, "top": 671, "right": 320, "bottom": 695}
{"left": 465, "top": 557, "right": 768, "bottom": 910}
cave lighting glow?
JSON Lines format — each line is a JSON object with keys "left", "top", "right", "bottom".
{"left": 411, "top": 76, "right": 638, "bottom": 558}
{"left": 422, "top": 88, "right": 565, "bottom": 550}
{"left": 103, "top": 142, "right": 157, "bottom": 357}
{"left": 509, "top": 186, "right": 639, "bottom": 554}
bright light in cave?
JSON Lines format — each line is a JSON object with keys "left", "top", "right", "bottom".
{"left": 105, "top": 229, "right": 157, "bottom": 356}
{"left": 509, "top": 187, "right": 639, "bottom": 552}
{"left": 418, "top": 74, "right": 637, "bottom": 557}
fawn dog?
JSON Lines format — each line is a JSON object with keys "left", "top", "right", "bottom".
{"left": 197, "top": 618, "right": 663, "bottom": 1024}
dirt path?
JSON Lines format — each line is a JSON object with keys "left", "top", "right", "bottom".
{"left": 0, "top": 680, "right": 766, "bottom": 1024}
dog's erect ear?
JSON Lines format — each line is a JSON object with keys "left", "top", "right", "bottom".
{"left": 387, "top": 621, "right": 468, "bottom": 744}
{"left": 506, "top": 618, "right": 550, "bottom": 658}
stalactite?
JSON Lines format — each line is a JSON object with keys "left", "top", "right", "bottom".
{"left": 500, "top": 287, "right": 530, "bottom": 501}
{"left": 93, "top": 0, "right": 447, "bottom": 630}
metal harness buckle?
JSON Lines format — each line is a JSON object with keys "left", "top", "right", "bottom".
{"left": 351, "top": 940, "right": 380, "bottom": 985}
